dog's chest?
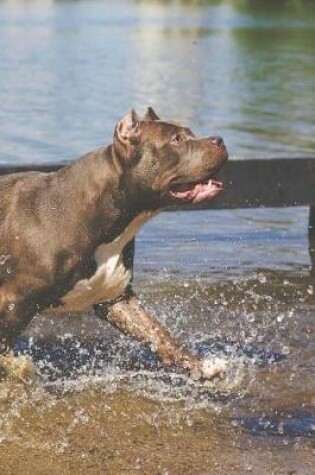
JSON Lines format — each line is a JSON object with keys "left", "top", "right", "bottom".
{"left": 46, "top": 211, "right": 154, "bottom": 315}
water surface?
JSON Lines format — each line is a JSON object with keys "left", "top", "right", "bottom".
{"left": 0, "top": 0, "right": 315, "bottom": 163}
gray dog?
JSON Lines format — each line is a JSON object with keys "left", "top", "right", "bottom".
{"left": 0, "top": 108, "right": 228, "bottom": 381}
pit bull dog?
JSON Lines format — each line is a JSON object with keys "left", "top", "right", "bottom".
{"left": 0, "top": 108, "right": 228, "bottom": 381}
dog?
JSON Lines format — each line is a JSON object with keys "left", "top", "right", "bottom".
{"left": 0, "top": 107, "right": 228, "bottom": 381}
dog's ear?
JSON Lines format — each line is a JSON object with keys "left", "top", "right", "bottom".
{"left": 114, "top": 109, "right": 140, "bottom": 160}
{"left": 115, "top": 109, "right": 140, "bottom": 141}
{"left": 144, "top": 107, "right": 160, "bottom": 122}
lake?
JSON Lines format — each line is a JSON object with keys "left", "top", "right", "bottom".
{"left": 0, "top": 1, "right": 314, "bottom": 474}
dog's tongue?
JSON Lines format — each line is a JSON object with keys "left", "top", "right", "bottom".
{"left": 170, "top": 179, "right": 223, "bottom": 203}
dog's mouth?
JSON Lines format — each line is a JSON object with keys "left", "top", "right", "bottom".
{"left": 168, "top": 177, "right": 223, "bottom": 204}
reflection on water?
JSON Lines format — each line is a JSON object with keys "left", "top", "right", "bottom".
{"left": 0, "top": 0, "right": 315, "bottom": 163}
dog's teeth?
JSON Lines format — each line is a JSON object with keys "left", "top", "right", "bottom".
{"left": 208, "top": 180, "right": 213, "bottom": 188}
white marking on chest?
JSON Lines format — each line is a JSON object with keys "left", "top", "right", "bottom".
{"left": 47, "top": 211, "right": 155, "bottom": 315}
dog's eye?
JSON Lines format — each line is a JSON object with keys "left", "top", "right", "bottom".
{"left": 170, "top": 134, "right": 183, "bottom": 145}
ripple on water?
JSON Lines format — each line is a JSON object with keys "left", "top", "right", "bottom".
{"left": 0, "top": 269, "right": 314, "bottom": 474}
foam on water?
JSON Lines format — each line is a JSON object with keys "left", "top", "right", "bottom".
{"left": 0, "top": 353, "right": 38, "bottom": 385}
{"left": 2, "top": 329, "right": 268, "bottom": 414}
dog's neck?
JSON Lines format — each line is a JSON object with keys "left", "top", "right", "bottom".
{"left": 51, "top": 145, "right": 154, "bottom": 246}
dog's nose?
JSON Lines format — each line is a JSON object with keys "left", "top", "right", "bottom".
{"left": 209, "top": 136, "right": 224, "bottom": 147}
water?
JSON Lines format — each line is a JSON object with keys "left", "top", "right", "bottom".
{"left": 1, "top": 0, "right": 315, "bottom": 163}
{"left": 0, "top": 271, "right": 314, "bottom": 473}
{"left": 0, "top": 1, "right": 314, "bottom": 473}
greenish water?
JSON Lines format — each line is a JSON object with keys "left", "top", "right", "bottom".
{"left": 0, "top": 0, "right": 315, "bottom": 163}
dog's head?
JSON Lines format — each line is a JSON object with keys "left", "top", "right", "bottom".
{"left": 113, "top": 107, "right": 228, "bottom": 209}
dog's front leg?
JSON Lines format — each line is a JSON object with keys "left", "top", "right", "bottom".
{"left": 94, "top": 295, "right": 224, "bottom": 380}
{"left": 94, "top": 239, "right": 224, "bottom": 380}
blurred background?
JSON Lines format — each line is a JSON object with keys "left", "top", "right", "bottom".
{"left": 1, "top": 0, "right": 315, "bottom": 163}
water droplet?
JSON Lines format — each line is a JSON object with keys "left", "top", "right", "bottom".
{"left": 0, "top": 254, "right": 10, "bottom": 265}
{"left": 307, "top": 285, "right": 313, "bottom": 295}
{"left": 277, "top": 422, "right": 284, "bottom": 434}
{"left": 282, "top": 346, "right": 290, "bottom": 355}
{"left": 258, "top": 273, "right": 266, "bottom": 284}
{"left": 246, "top": 314, "right": 255, "bottom": 323}
{"left": 277, "top": 314, "right": 285, "bottom": 323}
{"left": 7, "top": 303, "right": 15, "bottom": 311}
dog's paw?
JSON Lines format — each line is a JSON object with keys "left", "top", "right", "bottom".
{"left": 200, "top": 356, "right": 227, "bottom": 380}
